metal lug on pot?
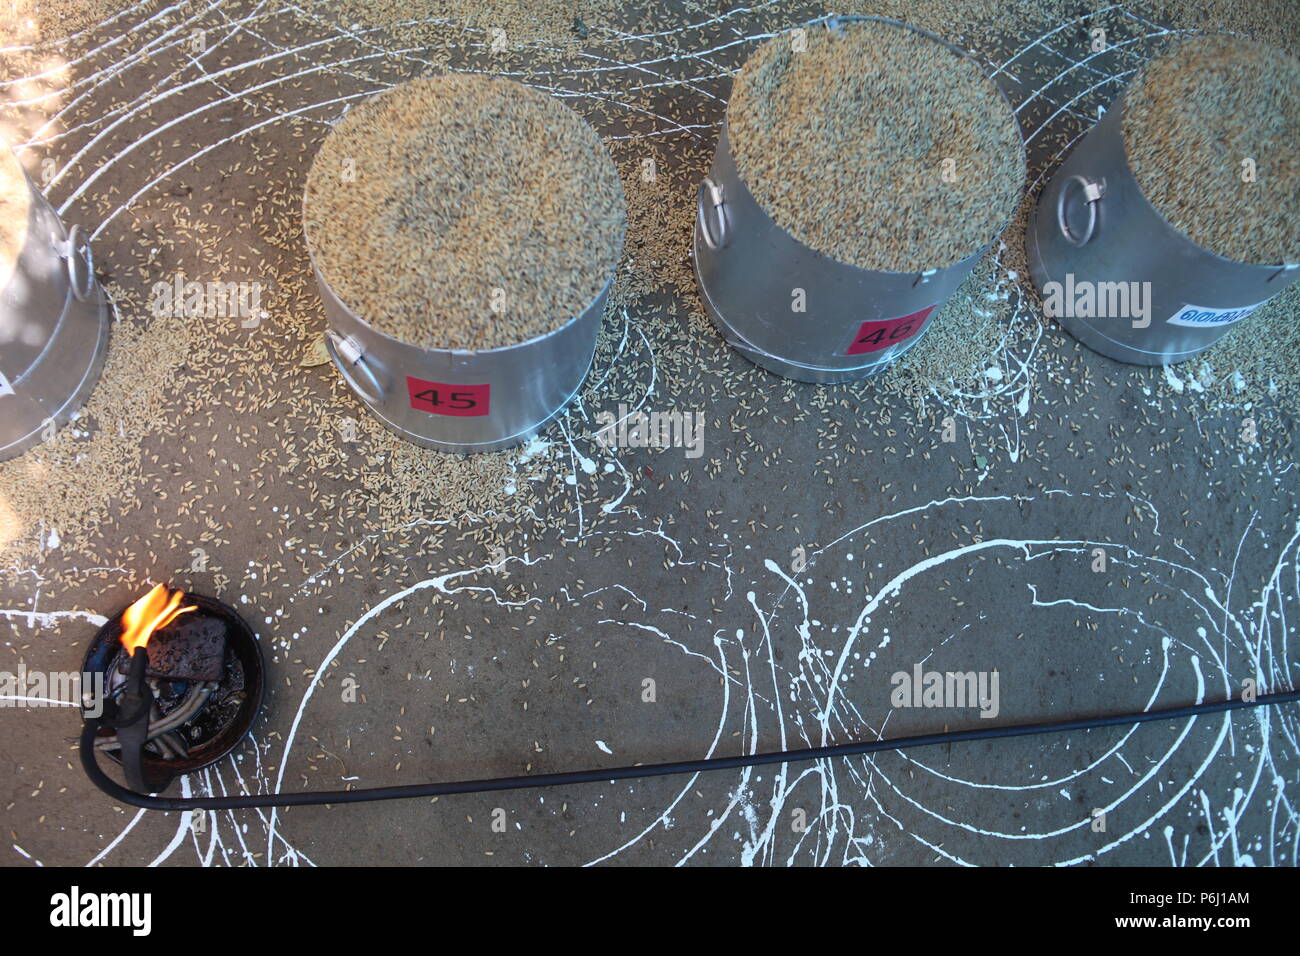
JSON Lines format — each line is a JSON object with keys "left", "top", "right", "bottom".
{"left": 58, "top": 224, "right": 96, "bottom": 302}
{"left": 697, "top": 178, "right": 729, "bottom": 251}
{"left": 326, "top": 329, "right": 388, "bottom": 405}
{"left": 328, "top": 329, "right": 364, "bottom": 365}
{"left": 1057, "top": 175, "right": 1106, "bottom": 247}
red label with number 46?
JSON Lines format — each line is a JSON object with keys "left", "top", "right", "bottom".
{"left": 846, "top": 305, "right": 935, "bottom": 356}
{"left": 407, "top": 376, "right": 490, "bottom": 416}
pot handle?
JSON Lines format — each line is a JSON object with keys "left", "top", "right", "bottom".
{"left": 63, "top": 224, "right": 96, "bottom": 301}
{"left": 326, "top": 330, "right": 387, "bottom": 406}
{"left": 1057, "top": 175, "right": 1104, "bottom": 247}
{"left": 697, "top": 178, "right": 730, "bottom": 251}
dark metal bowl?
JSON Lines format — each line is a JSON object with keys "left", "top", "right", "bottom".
{"left": 81, "top": 592, "right": 265, "bottom": 790}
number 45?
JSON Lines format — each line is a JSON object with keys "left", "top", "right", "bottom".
{"left": 415, "top": 389, "right": 477, "bottom": 410}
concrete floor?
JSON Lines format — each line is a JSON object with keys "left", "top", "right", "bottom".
{"left": 0, "top": 2, "right": 1297, "bottom": 866}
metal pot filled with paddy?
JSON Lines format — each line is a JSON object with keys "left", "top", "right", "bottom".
{"left": 0, "top": 142, "right": 111, "bottom": 461}
{"left": 303, "top": 74, "right": 625, "bottom": 454}
{"left": 1028, "top": 35, "right": 1300, "bottom": 366}
{"left": 693, "top": 16, "right": 1025, "bottom": 384}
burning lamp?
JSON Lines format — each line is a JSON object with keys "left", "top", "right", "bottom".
{"left": 81, "top": 585, "right": 264, "bottom": 794}
{"left": 77, "top": 592, "right": 1300, "bottom": 812}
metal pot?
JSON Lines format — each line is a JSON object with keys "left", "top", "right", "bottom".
{"left": 693, "top": 16, "right": 1024, "bottom": 384}
{"left": 0, "top": 154, "right": 110, "bottom": 461}
{"left": 308, "top": 255, "right": 608, "bottom": 455}
{"left": 1027, "top": 93, "right": 1300, "bottom": 366}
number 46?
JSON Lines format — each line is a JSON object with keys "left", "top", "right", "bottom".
{"left": 856, "top": 318, "right": 917, "bottom": 349}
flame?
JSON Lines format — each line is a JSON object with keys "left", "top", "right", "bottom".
{"left": 119, "top": 584, "right": 196, "bottom": 656}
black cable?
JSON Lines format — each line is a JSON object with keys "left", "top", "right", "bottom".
{"left": 80, "top": 689, "right": 1300, "bottom": 811}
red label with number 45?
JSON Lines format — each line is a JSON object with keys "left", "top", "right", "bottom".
{"left": 845, "top": 305, "right": 935, "bottom": 356}
{"left": 407, "top": 376, "right": 490, "bottom": 416}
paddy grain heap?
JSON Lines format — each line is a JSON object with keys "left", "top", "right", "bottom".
{"left": 726, "top": 18, "right": 1025, "bottom": 274}
{"left": 1123, "top": 34, "right": 1300, "bottom": 265}
{"left": 304, "top": 74, "right": 625, "bottom": 351}
{"left": 0, "top": 146, "right": 30, "bottom": 291}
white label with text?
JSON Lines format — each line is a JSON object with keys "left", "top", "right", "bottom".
{"left": 1166, "top": 300, "right": 1268, "bottom": 328}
